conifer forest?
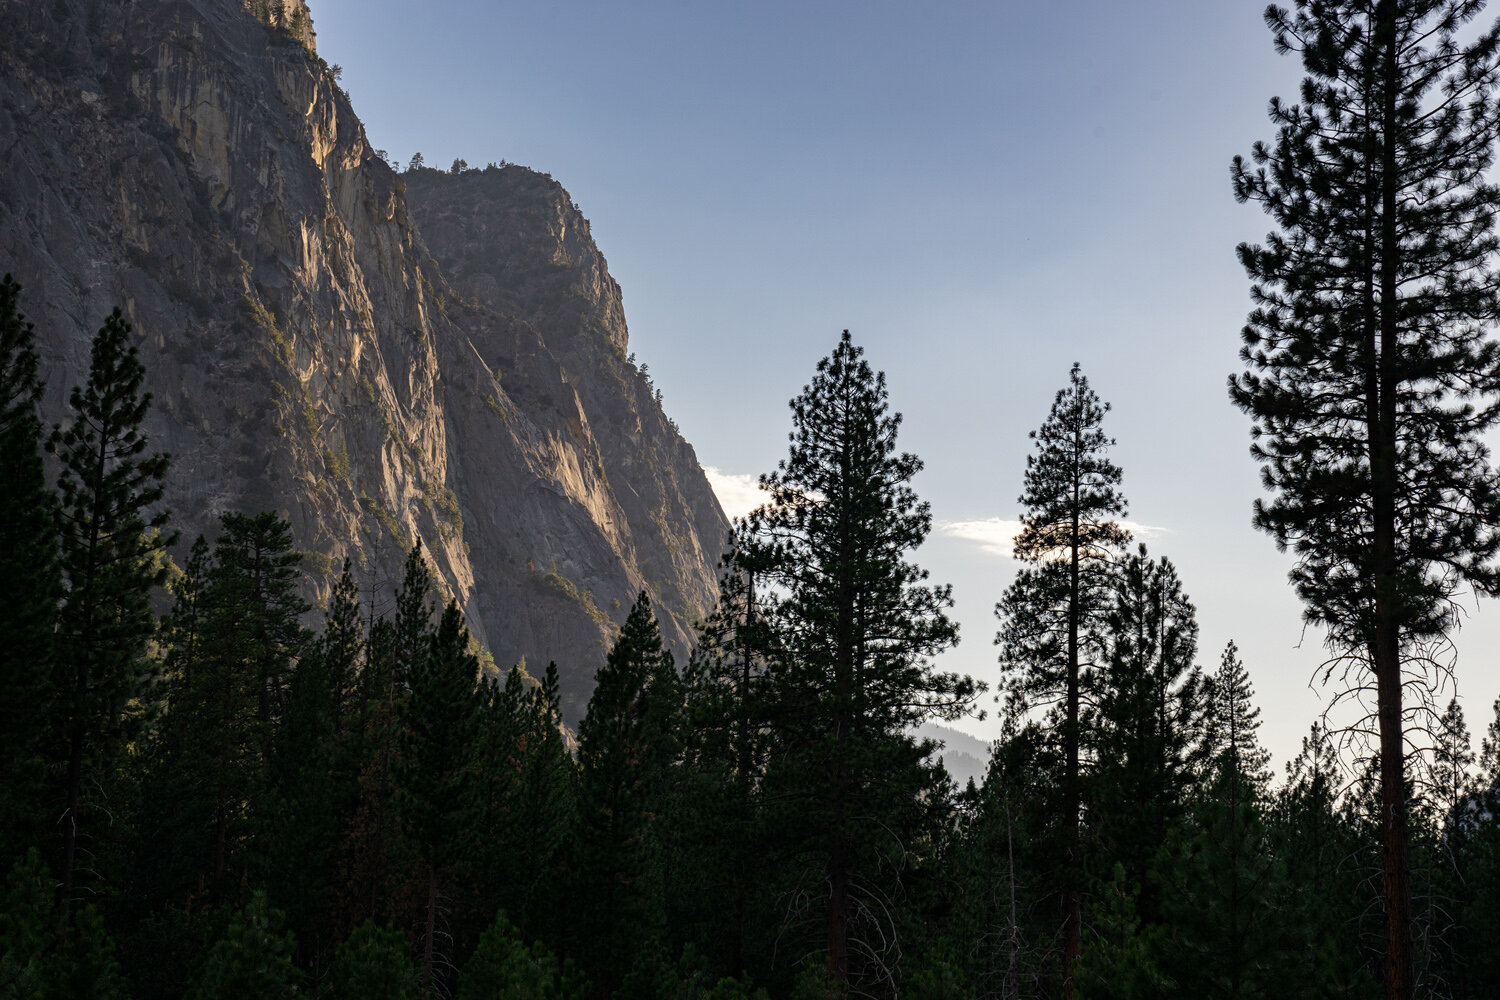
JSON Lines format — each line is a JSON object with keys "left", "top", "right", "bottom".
{"left": 10, "top": 1, "right": 1500, "bottom": 999}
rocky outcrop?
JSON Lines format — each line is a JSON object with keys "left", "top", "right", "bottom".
{"left": 0, "top": 0, "right": 729, "bottom": 719}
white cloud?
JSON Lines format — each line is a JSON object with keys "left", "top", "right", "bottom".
{"left": 703, "top": 467, "right": 764, "bottom": 521}
{"left": 939, "top": 518, "right": 1026, "bottom": 558}
{"left": 937, "top": 518, "right": 1169, "bottom": 560}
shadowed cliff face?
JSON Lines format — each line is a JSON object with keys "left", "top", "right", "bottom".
{"left": 0, "top": 0, "right": 729, "bottom": 719}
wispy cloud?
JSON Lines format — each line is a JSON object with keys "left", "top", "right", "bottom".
{"left": 938, "top": 518, "right": 1169, "bottom": 560}
{"left": 703, "top": 467, "right": 764, "bottom": 521}
{"left": 939, "top": 518, "right": 1027, "bottom": 558}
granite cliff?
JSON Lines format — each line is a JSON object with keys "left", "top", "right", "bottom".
{"left": 0, "top": 0, "right": 730, "bottom": 718}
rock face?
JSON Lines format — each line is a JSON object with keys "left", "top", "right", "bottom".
{"left": 0, "top": 0, "right": 729, "bottom": 719}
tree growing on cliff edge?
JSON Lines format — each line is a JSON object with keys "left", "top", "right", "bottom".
{"left": 744, "top": 331, "right": 980, "bottom": 996}
{"left": 1231, "top": 4, "right": 1500, "bottom": 996}
{"left": 49, "top": 307, "right": 173, "bottom": 921}
{"left": 996, "top": 362, "right": 1128, "bottom": 997}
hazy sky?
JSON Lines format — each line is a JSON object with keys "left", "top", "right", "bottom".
{"left": 311, "top": 0, "right": 1500, "bottom": 769}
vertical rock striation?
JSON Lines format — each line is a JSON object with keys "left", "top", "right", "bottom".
{"left": 0, "top": 0, "right": 729, "bottom": 718}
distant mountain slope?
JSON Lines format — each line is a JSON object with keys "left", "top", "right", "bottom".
{"left": 0, "top": 0, "right": 729, "bottom": 718}
{"left": 916, "top": 723, "right": 992, "bottom": 788}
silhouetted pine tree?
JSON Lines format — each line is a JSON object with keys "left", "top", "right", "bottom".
{"left": 1090, "top": 547, "right": 1205, "bottom": 916}
{"left": 343, "top": 547, "right": 431, "bottom": 933}
{"left": 1232, "top": 5, "right": 1500, "bottom": 995}
{"left": 396, "top": 599, "right": 480, "bottom": 990}
{"left": 1268, "top": 723, "right": 1376, "bottom": 995}
{"left": 473, "top": 662, "right": 574, "bottom": 947}
{"left": 1202, "top": 642, "right": 1272, "bottom": 796}
{"left": 677, "top": 545, "right": 778, "bottom": 978}
{"left": 264, "top": 560, "right": 362, "bottom": 971}
{"left": 574, "top": 592, "right": 679, "bottom": 999}
{"left": 1414, "top": 697, "right": 1472, "bottom": 996}
{"left": 1148, "top": 647, "right": 1320, "bottom": 1000}
{"left": 1450, "top": 697, "right": 1500, "bottom": 997}
{"left": 131, "top": 536, "right": 214, "bottom": 909}
{"left": 744, "top": 331, "right": 978, "bottom": 996}
{"left": 0, "top": 276, "right": 59, "bottom": 866}
{"left": 996, "top": 362, "right": 1127, "bottom": 996}
{"left": 48, "top": 307, "right": 173, "bottom": 916}
{"left": 948, "top": 710, "right": 1063, "bottom": 997}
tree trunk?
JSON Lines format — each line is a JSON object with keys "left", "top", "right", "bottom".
{"left": 423, "top": 863, "right": 438, "bottom": 989}
{"left": 58, "top": 720, "right": 85, "bottom": 929}
{"left": 827, "top": 845, "right": 849, "bottom": 989}
{"left": 1062, "top": 478, "right": 1082, "bottom": 998}
{"left": 1373, "top": 4, "right": 1414, "bottom": 998}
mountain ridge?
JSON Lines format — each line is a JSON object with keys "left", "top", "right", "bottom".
{"left": 0, "top": 0, "right": 730, "bottom": 717}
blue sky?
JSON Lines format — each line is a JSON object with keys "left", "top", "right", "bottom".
{"left": 311, "top": 0, "right": 1500, "bottom": 769}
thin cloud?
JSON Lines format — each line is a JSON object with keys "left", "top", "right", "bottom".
{"left": 939, "top": 518, "right": 1026, "bottom": 558}
{"left": 938, "top": 518, "right": 1169, "bottom": 560}
{"left": 703, "top": 466, "right": 764, "bottom": 521}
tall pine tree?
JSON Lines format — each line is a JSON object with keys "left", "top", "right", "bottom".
{"left": 1090, "top": 546, "right": 1205, "bottom": 909}
{"left": 1232, "top": 5, "right": 1500, "bottom": 995}
{"left": 396, "top": 598, "right": 480, "bottom": 990}
{"left": 996, "top": 362, "right": 1128, "bottom": 996}
{"left": 0, "top": 276, "right": 59, "bottom": 865}
{"left": 49, "top": 307, "right": 173, "bottom": 916}
{"left": 574, "top": 592, "right": 679, "bottom": 1000}
{"left": 744, "top": 331, "right": 979, "bottom": 995}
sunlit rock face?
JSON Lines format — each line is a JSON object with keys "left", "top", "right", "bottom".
{"left": 0, "top": 0, "right": 729, "bottom": 719}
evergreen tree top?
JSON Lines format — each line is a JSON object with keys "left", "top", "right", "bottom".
{"left": 1231, "top": 0, "right": 1500, "bottom": 644}
{"left": 1205, "top": 640, "right": 1272, "bottom": 792}
{"left": 0, "top": 275, "right": 42, "bottom": 434}
{"left": 745, "top": 330, "right": 973, "bottom": 729}
{"left": 1013, "top": 362, "right": 1129, "bottom": 564}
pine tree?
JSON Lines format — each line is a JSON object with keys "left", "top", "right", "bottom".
{"left": 344, "top": 547, "right": 431, "bottom": 932}
{"left": 396, "top": 599, "right": 480, "bottom": 990}
{"left": 1428, "top": 698, "right": 1473, "bottom": 830}
{"left": 996, "top": 362, "right": 1127, "bottom": 996}
{"left": 263, "top": 565, "right": 361, "bottom": 967}
{"left": 1454, "top": 696, "right": 1500, "bottom": 996}
{"left": 1149, "top": 647, "right": 1314, "bottom": 1000}
{"left": 1231, "top": 6, "right": 1500, "bottom": 995}
{"left": 510, "top": 663, "right": 575, "bottom": 941}
{"left": 132, "top": 536, "right": 214, "bottom": 909}
{"left": 1090, "top": 547, "right": 1205, "bottom": 909}
{"left": 185, "top": 891, "right": 300, "bottom": 1000}
{"left": 0, "top": 276, "right": 59, "bottom": 865}
{"left": 133, "top": 515, "right": 309, "bottom": 910}
{"left": 324, "top": 921, "right": 419, "bottom": 1000}
{"left": 744, "top": 331, "right": 978, "bottom": 994}
{"left": 1477, "top": 695, "right": 1500, "bottom": 790}
{"left": 1412, "top": 697, "right": 1472, "bottom": 996}
{"left": 470, "top": 662, "right": 574, "bottom": 948}
{"left": 457, "top": 911, "right": 587, "bottom": 1000}
{"left": 947, "top": 711, "right": 1060, "bottom": 998}
{"left": 1269, "top": 724, "right": 1376, "bottom": 995}
{"left": 678, "top": 545, "right": 777, "bottom": 977}
{"left": 48, "top": 307, "right": 173, "bottom": 916}
{"left": 1202, "top": 642, "right": 1272, "bottom": 798}
{"left": 210, "top": 512, "right": 309, "bottom": 779}
{"left": 0, "top": 850, "right": 128, "bottom": 1000}
{"left": 574, "top": 592, "right": 680, "bottom": 999}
